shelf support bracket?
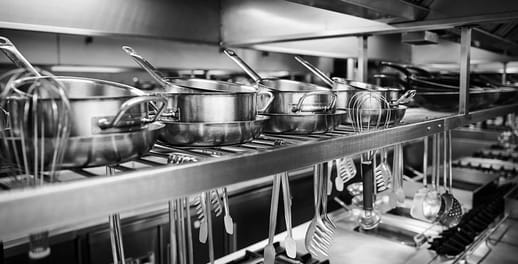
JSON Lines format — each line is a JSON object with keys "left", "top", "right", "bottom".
{"left": 459, "top": 26, "right": 471, "bottom": 116}
{"left": 357, "top": 35, "right": 369, "bottom": 82}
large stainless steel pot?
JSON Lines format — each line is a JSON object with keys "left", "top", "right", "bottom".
{"left": 158, "top": 116, "right": 268, "bottom": 147}
{"left": 123, "top": 46, "right": 273, "bottom": 122}
{"left": 5, "top": 76, "right": 167, "bottom": 136}
{"left": 224, "top": 49, "right": 336, "bottom": 114}
{"left": 157, "top": 78, "right": 272, "bottom": 122}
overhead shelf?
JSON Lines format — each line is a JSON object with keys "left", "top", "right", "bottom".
{"left": 0, "top": 105, "right": 517, "bottom": 241}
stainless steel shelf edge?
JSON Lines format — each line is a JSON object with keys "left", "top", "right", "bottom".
{"left": 223, "top": 12, "right": 518, "bottom": 47}
{"left": 0, "top": 105, "right": 517, "bottom": 240}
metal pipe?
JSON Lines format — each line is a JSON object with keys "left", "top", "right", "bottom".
{"left": 459, "top": 27, "right": 472, "bottom": 115}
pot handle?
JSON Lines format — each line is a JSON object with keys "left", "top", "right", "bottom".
{"left": 257, "top": 89, "right": 274, "bottom": 113}
{"left": 97, "top": 95, "right": 167, "bottom": 129}
{"left": 291, "top": 91, "right": 336, "bottom": 113}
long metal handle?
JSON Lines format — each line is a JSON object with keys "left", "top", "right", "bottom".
{"left": 169, "top": 200, "right": 177, "bottom": 264}
{"left": 361, "top": 158, "right": 374, "bottom": 211}
{"left": 268, "top": 174, "right": 281, "bottom": 243}
{"left": 292, "top": 91, "right": 337, "bottom": 113}
{"left": 122, "top": 46, "right": 169, "bottom": 88}
{"left": 205, "top": 191, "right": 215, "bottom": 264}
{"left": 177, "top": 199, "right": 186, "bottom": 264}
{"left": 97, "top": 95, "right": 167, "bottom": 129}
{"left": 423, "top": 136, "right": 428, "bottom": 186}
{"left": 281, "top": 173, "right": 293, "bottom": 237}
{"left": 223, "top": 49, "right": 264, "bottom": 83}
{"left": 109, "top": 213, "right": 126, "bottom": 264}
{"left": 448, "top": 130, "right": 453, "bottom": 192}
{"left": 294, "top": 56, "right": 334, "bottom": 87}
{"left": 443, "top": 131, "right": 448, "bottom": 192}
{"left": 185, "top": 197, "right": 194, "bottom": 264}
{"left": 0, "top": 37, "right": 40, "bottom": 77}
{"left": 432, "top": 134, "right": 437, "bottom": 190}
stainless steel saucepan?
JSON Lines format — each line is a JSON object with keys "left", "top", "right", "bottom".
{"left": 123, "top": 46, "right": 273, "bottom": 122}
{"left": 224, "top": 49, "right": 336, "bottom": 114}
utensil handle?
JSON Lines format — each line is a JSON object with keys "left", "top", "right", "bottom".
{"left": 294, "top": 56, "right": 334, "bottom": 87}
{"left": 0, "top": 37, "right": 40, "bottom": 77}
{"left": 268, "top": 174, "right": 281, "bottom": 243}
{"left": 448, "top": 130, "right": 453, "bottom": 191}
{"left": 97, "top": 95, "right": 167, "bottom": 129}
{"left": 257, "top": 89, "right": 275, "bottom": 113}
{"left": 291, "top": 91, "right": 337, "bottom": 113}
{"left": 361, "top": 159, "right": 374, "bottom": 211}
{"left": 205, "top": 191, "right": 215, "bottom": 264}
{"left": 223, "top": 49, "right": 263, "bottom": 83}
{"left": 423, "top": 136, "right": 428, "bottom": 186}
{"left": 281, "top": 172, "right": 293, "bottom": 237}
{"left": 122, "top": 46, "right": 169, "bottom": 88}
{"left": 169, "top": 200, "right": 177, "bottom": 264}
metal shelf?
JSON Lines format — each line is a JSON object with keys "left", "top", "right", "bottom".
{"left": 0, "top": 105, "right": 517, "bottom": 241}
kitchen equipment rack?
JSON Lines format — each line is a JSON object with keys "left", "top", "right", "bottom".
{"left": 0, "top": 104, "right": 517, "bottom": 241}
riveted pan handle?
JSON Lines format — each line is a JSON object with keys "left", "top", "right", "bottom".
{"left": 291, "top": 91, "right": 336, "bottom": 113}
{"left": 257, "top": 89, "right": 274, "bottom": 113}
{"left": 98, "top": 95, "right": 167, "bottom": 129}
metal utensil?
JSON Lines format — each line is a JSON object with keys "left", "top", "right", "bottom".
{"left": 394, "top": 144, "right": 406, "bottom": 204}
{"left": 439, "top": 130, "right": 463, "bottom": 227}
{"left": 422, "top": 134, "right": 442, "bottom": 221}
{"left": 0, "top": 36, "right": 71, "bottom": 260}
{"left": 322, "top": 162, "right": 337, "bottom": 230}
{"left": 280, "top": 172, "right": 297, "bottom": 258}
{"left": 205, "top": 191, "right": 215, "bottom": 264}
{"left": 264, "top": 174, "right": 281, "bottom": 264}
{"left": 410, "top": 136, "right": 429, "bottom": 220}
{"left": 221, "top": 187, "right": 234, "bottom": 235}
{"left": 350, "top": 92, "right": 389, "bottom": 230}
{"left": 106, "top": 167, "right": 126, "bottom": 264}
{"left": 305, "top": 164, "right": 333, "bottom": 257}
{"left": 335, "top": 156, "right": 357, "bottom": 191}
